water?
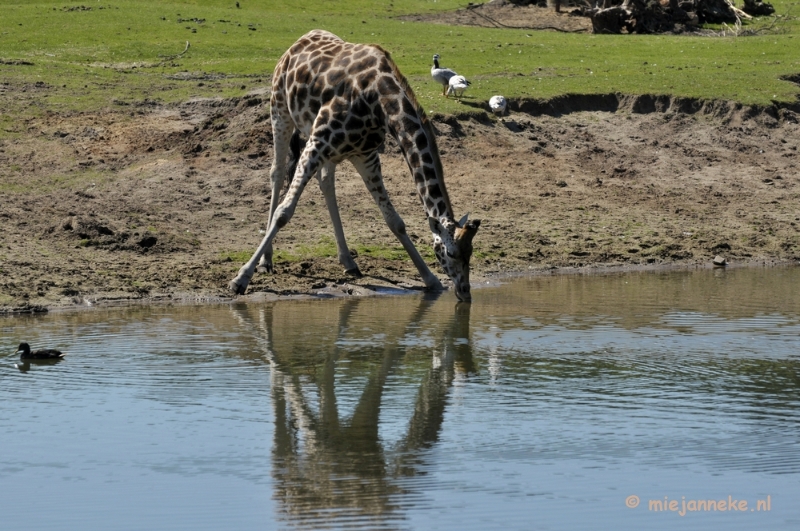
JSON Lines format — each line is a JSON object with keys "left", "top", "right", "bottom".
{"left": 2, "top": 266, "right": 799, "bottom": 530}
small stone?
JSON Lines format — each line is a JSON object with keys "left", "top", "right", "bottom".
{"left": 713, "top": 255, "right": 727, "bottom": 267}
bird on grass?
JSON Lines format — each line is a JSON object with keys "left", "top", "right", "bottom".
{"left": 489, "top": 95, "right": 507, "bottom": 116}
{"left": 431, "top": 54, "right": 458, "bottom": 96}
{"left": 15, "top": 342, "right": 65, "bottom": 360}
{"left": 447, "top": 75, "right": 471, "bottom": 99}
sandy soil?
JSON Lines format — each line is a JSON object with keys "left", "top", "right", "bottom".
{"left": 2, "top": 70, "right": 800, "bottom": 313}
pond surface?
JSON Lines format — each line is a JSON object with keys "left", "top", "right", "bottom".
{"left": 2, "top": 266, "right": 800, "bottom": 530}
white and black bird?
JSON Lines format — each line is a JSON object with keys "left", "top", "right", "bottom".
{"left": 489, "top": 95, "right": 507, "bottom": 116}
{"left": 447, "top": 75, "right": 471, "bottom": 99}
{"left": 431, "top": 54, "right": 458, "bottom": 96}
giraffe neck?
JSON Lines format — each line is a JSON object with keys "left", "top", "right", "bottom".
{"left": 384, "top": 91, "right": 454, "bottom": 221}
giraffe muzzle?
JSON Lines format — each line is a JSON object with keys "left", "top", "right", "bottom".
{"left": 455, "top": 284, "right": 471, "bottom": 303}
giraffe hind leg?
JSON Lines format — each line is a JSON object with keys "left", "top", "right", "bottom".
{"left": 257, "top": 128, "right": 303, "bottom": 274}
{"left": 230, "top": 135, "right": 325, "bottom": 294}
{"left": 317, "top": 162, "right": 361, "bottom": 276}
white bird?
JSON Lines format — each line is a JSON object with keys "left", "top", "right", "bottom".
{"left": 431, "top": 54, "right": 457, "bottom": 96}
{"left": 447, "top": 75, "right": 471, "bottom": 99}
{"left": 489, "top": 95, "right": 507, "bottom": 116}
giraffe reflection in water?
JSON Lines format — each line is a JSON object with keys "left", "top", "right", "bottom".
{"left": 231, "top": 295, "right": 475, "bottom": 526}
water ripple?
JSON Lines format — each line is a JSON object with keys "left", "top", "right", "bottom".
{"left": 2, "top": 268, "right": 800, "bottom": 530}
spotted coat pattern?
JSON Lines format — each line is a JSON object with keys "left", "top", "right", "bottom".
{"left": 229, "top": 30, "right": 480, "bottom": 301}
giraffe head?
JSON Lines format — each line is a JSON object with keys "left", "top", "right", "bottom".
{"left": 429, "top": 214, "right": 481, "bottom": 302}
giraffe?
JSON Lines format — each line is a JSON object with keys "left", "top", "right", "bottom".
{"left": 229, "top": 30, "right": 480, "bottom": 302}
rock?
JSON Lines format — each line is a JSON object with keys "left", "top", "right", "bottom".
{"left": 138, "top": 236, "right": 158, "bottom": 249}
{"left": 742, "top": 0, "right": 774, "bottom": 16}
{"left": 713, "top": 255, "right": 727, "bottom": 267}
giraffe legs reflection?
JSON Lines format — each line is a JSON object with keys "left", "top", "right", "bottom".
{"left": 230, "top": 295, "right": 475, "bottom": 525}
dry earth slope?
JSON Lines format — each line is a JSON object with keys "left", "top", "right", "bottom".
{"left": 1, "top": 80, "right": 800, "bottom": 312}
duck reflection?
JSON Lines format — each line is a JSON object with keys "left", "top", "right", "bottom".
{"left": 231, "top": 295, "right": 475, "bottom": 527}
{"left": 15, "top": 358, "right": 65, "bottom": 373}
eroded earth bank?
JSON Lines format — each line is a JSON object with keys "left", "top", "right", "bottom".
{"left": 1, "top": 83, "right": 799, "bottom": 312}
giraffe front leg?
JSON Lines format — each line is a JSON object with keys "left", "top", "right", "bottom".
{"left": 254, "top": 184, "right": 281, "bottom": 275}
{"left": 351, "top": 154, "right": 444, "bottom": 292}
{"left": 230, "top": 197, "right": 301, "bottom": 294}
{"left": 317, "top": 162, "right": 361, "bottom": 276}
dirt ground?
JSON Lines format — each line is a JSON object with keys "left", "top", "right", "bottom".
{"left": 399, "top": 1, "right": 593, "bottom": 33}
{"left": 2, "top": 38, "right": 800, "bottom": 312}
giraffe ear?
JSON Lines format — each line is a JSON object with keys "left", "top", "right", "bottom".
{"left": 455, "top": 219, "right": 480, "bottom": 245}
{"left": 457, "top": 213, "right": 469, "bottom": 228}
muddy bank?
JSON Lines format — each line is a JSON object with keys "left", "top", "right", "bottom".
{"left": 1, "top": 86, "right": 799, "bottom": 313}
{"left": 398, "top": 2, "right": 594, "bottom": 33}
{"left": 396, "top": 1, "right": 751, "bottom": 35}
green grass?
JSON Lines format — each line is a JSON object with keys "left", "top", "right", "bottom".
{"left": 353, "top": 243, "right": 412, "bottom": 261}
{"left": 219, "top": 242, "right": 337, "bottom": 264}
{"left": 220, "top": 238, "right": 428, "bottom": 264}
{"left": 293, "top": 236, "right": 339, "bottom": 260}
{"left": 219, "top": 250, "right": 254, "bottom": 264}
{"left": 0, "top": 169, "right": 111, "bottom": 193}
{"left": 0, "top": 0, "right": 798, "bottom": 116}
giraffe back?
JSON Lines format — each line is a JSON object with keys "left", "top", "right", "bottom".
{"left": 271, "top": 30, "right": 453, "bottom": 218}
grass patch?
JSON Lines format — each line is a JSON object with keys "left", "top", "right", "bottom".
{"left": 0, "top": 169, "right": 112, "bottom": 194}
{"left": 0, "top": 114, "right": 23, "bottom": 141}
{"left": 352, "top": 244, "right": 409, "bottom": 261}
{"left": 219, "top": 239, "right": 335, "bottom": 264}
{"left": 219, "top": 238, "right": 434, "bottom": 264}
{"left": 0, "top": 0, "right": 798, "bottom": 117}
{"left": 292, "top": 237, "right": 339, "bottom": 260}
{"left": 219, "top": 250, "right": 253, "bottom": 263}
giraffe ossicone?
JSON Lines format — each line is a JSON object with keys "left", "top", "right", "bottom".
{"left": 229, "top": 30, "right": 480, "bottom": 302}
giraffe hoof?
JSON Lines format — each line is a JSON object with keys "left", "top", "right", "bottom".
{"left": 256, "top": 264, "right": 273, "bottom": 274}
{"left": 424, "top": 280, "right": 445, "bottom": 292}
{"left": 345, "top": 267, "right": 363, "bottom": 278}
{"left": 228, "top": 279, "right": 248, "bottom": 295}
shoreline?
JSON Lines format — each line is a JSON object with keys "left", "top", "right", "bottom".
{"left": 3, "top": 258, "right": 796, "bottom": 316}
{"left": 2, "top": 91, "right": 799, "bottom": 316}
